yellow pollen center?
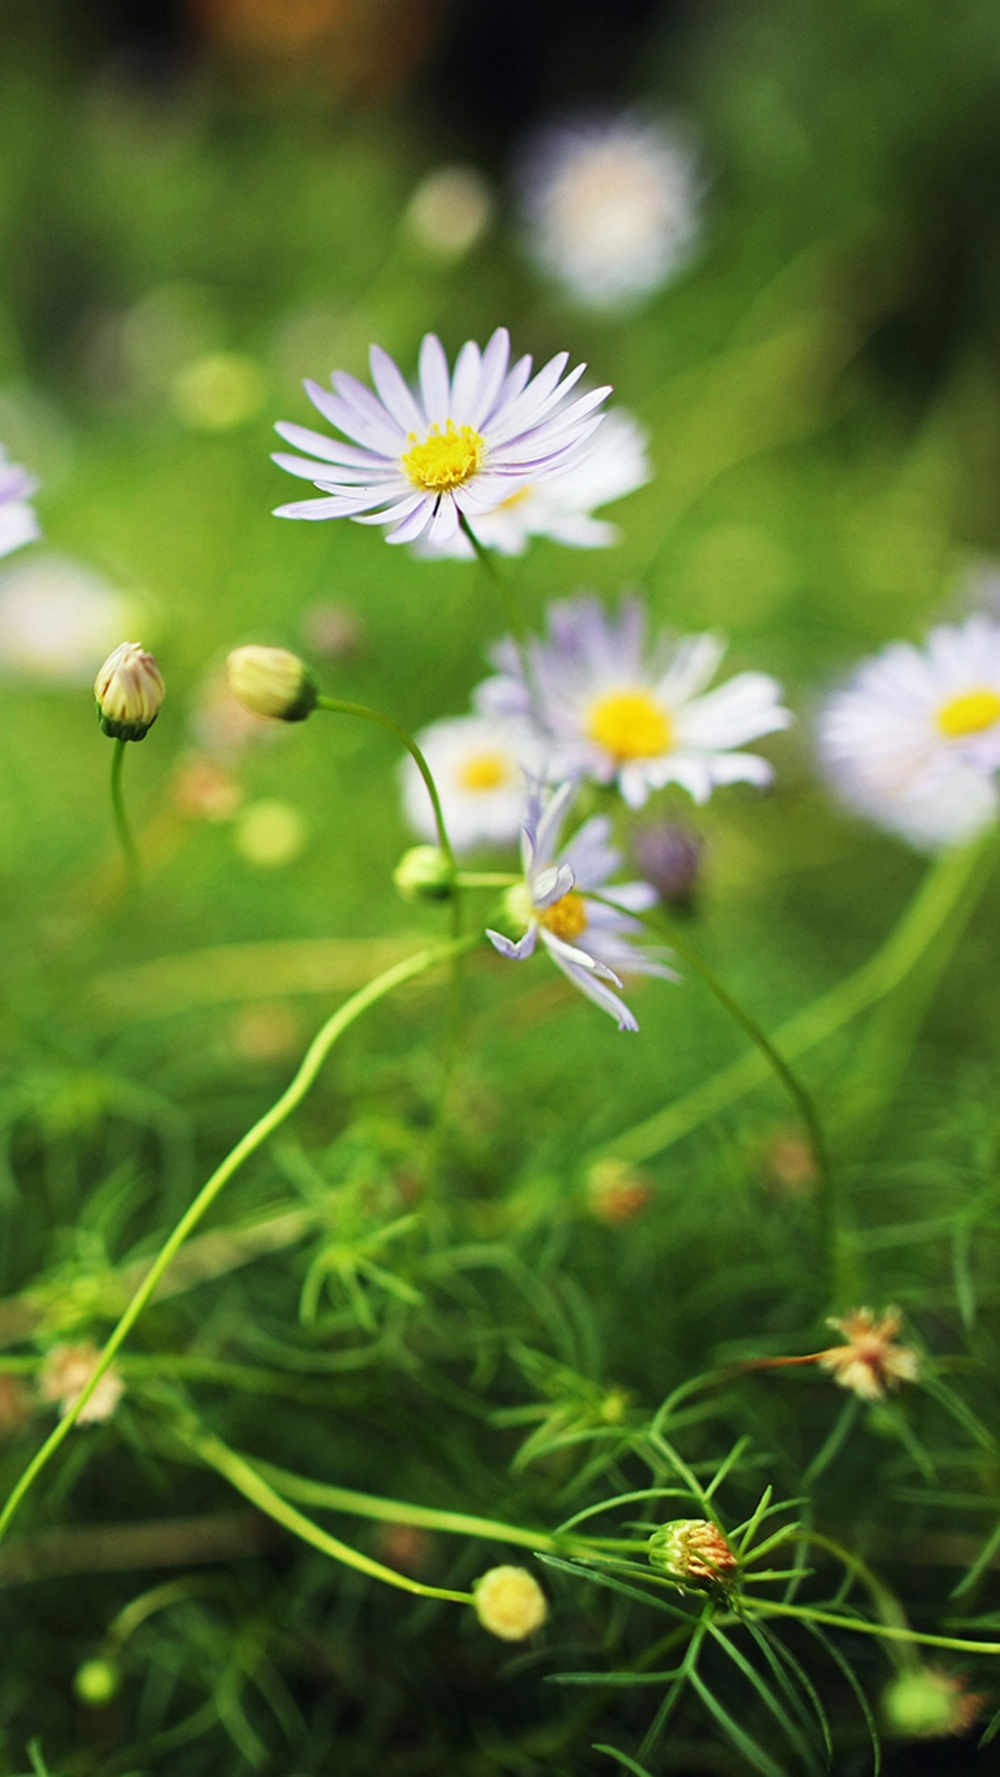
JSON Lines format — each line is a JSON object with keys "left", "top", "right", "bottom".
{"left": 538, "top": 891, "right": 588, "bottom": 943}
{"left": 587, "top": 689, "right": 672, "bottom": 761}
{"left": 457, "top": 751, "right": 511, "bottom": 792}
{"left": 401, "top": 420, "right": 486, "bottom": 493}
{"left": 935, "top": 687, "right": 1000, "bottom": 740}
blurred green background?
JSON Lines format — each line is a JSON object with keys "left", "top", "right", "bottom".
{"left": 3, "top": 1, "right": 1000, "bottom": 1771}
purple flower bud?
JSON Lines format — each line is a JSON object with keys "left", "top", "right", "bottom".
{"left": 633, "top": 823, "right": 703, "bottom": 907}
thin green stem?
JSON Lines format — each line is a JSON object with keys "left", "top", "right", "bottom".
{"left": 315, "top": 696, "right": 456, "bottom": 876}
{"left": 0, "top": 933, "right": 481, "bottom": 1549}
{"left": 740, "top": 1596, "right": 1000, "bottom": 1659}
{"left": 110, "top": 738, "right": 139, "bottom": 887}
{"left": 458, "top": 513, "right": 529, "bottom": 645}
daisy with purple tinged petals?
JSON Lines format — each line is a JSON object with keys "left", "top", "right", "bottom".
{"left": 0, "top": 445, "right": 40, "bottom": 559}
{"left": 476, "top": 594, "right": 792, "bottom": 809}
{"left": 415, "top": 407, "right": 651, "bottom": 560}
{"left": 487, "top": 780, "right": 675, "bottom": 1031}
{"left": 271, "top": 328, "right": 611, "bottom": 551}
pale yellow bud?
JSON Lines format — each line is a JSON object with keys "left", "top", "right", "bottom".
{"left": 473, "top": 1565, "right": 548, "bottom": 1641}
{"left": 94, "top": 641, "right": 164, "bottom": 741}
{"left": 226, "top": 645, "right": 317, "bottom": 722}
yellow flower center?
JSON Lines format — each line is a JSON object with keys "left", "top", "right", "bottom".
{"left": 538, "top": 890, "right": 588, "bottom": 943}
{"left": 457, "top": 751, "right": 511, "bottom": 792}
{"left": 587, "top": 689, "right": 672, "bottom": 761}
{"left": 935, "top": 687, "right": 1000, "bottom": 740}
{"left": 401, "top": 420, "right": 486, "bottom": 493}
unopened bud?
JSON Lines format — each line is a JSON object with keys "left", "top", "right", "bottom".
{"left": 473, "top": 1565, "right": 548, "bottom": 1641}
{"left": 648, "top": 1519, "right": 738, "bottom": 1589}
{"left": 882, "top": 1666, "right": 983, "bottom": 1739}
{"left": 226, "top": 645, "right": 317, "bottom": 722}
{"left": 633, "top": 824, "right": 703, "bottom": 909}
{"left": 74, "top": 1658, "right": 120, "bottom": 1706}
{"left": 94, "top": 642, "right": 164, "bottom": 741}
{"left": 393, "top": 844, "right": 454, "bottom": 902}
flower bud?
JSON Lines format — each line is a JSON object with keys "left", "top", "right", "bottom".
{"left": 648, "top": 1519, "right": 738, "bottom": 1589}
{"left": 74, "top": 1658, "right": 121, "bottom": 1707}
{"left": 94, "top": 642, "right": 164, "bottom": 741}
{"left": 633, "top": 823, "right": 703, "bottom": 909}
{"left": 393, "top": 844, "right": 454, "bottom": 902}
{"left": 473, "top": 1565, "right": 548, "bottom": 1641}
{"left": 226, "top": 645, "right": 318, "bottom": 723}
{"left": 882, "top": 1666, "right": 983, "bottom": 1739}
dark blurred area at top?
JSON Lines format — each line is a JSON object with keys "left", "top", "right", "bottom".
{"left": 5, "top": 0, "right": 694, "bottom": 150}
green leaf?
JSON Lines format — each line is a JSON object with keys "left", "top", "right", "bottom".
{"left": 592, "top": 1746, "right": 655, "bottom": 1777}
{"left": 689, "top": 1667, "right": 786, "bottom": 1777}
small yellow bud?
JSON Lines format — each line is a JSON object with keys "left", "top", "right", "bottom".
{"left": 392, "top": 844, "right": 454, "bottom": 902}
{"left": 648, "top": 1519, "right": 738, "bottom": 1589}
{"left": 94, "top": 641, "right": 164, "bottom": 741}
{"left": 74, "top": 1658, "right": 121, "bottom": 1707}
{"left": 226, "top": 645, "right": 317, "bottom": 723}
{"left": 473, "top": 1565, "right": 548, "bottom": 1641}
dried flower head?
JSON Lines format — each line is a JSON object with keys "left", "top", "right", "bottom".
{"left": 473, "top": 1565, "right": 548, "bottom": 1641}
{"left": 586, "top": 1156, "right": 653, "bottom": 1223}
{"left": 818, "top": 1307, "right": 920, "bottom": 1402}
{"left": 94, "top": 641, "right": 164, "bottom": 742}
{"left": 883, "top": 1665, "right": 984, "bottom": 1739}
{"left": 38, "top": 1343, "right": 125, "bottom": 1426}
{"left": 648, "top": 1519, "right": 739, "bottom": 1588}
{"left": 227, "top": 645, "right": 318, "bottom": 723}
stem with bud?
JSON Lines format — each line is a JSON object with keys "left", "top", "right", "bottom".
{"left": 109, "top": 738, "right": 139, "bottom": 888}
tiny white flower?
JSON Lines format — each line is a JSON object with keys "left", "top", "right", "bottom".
{"left": 477, "top": 594, "right": 791, "bottom": 809}
{"left": 401, "top": 713, "right": 539, "bottom": 854}
{"left": 0, "top": 554, "right": 133, "bottom": 683}
{"left": 818, "top": 616, "right": 1000, "bottom": 851}
{"left": 416, "top": 407, "right": 651, "bottom": 559}
{"left": 519, "top": 113, "right": 701, "bottom": 313}
{"left": 272, "top": 328, "right": 610, "bottom": 551}
{"left": 0, "top": 444, "right": 40, "bottom": 559}
{"left": 486, "top": 780, "right": 675, "bottom": 1031}
{"left": 39, "top": 1343, "right": 125, "bottom": 1427}
{"left": 403, "top": 164, "right": 494, "bottom": 261}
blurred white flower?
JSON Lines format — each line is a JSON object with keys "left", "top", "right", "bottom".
{"left": 478, "top": 595, "right": 790, "bottom": 808}
{"left": 39, "top": 1343, "right": 125, "bottom": 1426}
{"left": 0, "top": 445, "right": 40, "bottom": 558}
{"left": 401, "top": 713, "right": 539, "bottom": 853}
{"left": 272, "top": 327, "right": 610, "bottom": 550}
{"left": 0, "top": 554, "right": 134, "bottom": 683}
{"left": 519, "top": 114, "right": 701, "bottom": 313}
{"left": 819, "top": 616, "right": 1000, "bottom": 850}
{"left": 403, "top": 165, "right": 494, "bottom": 261}
{"left": 416, "top": 407, "right": 651, "bottom": 559}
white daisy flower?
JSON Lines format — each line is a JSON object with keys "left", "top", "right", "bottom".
{"left": 401, "top": 713, "right": 540, "bottom": 854}
{"left": 519, "top": 114, "right": 701, "bottom": 314}
{"left": 271, "top": 328, "right": 611, "bottom": 551}
{"left": 0, "top": 445, "right": 40, "bottom": 559}
{"left": 415, "top": 407, "right": 651, "bottom": 559}
{"left": 819, "top": 616, "right": 1000, "bottom": 851}
{"left": 476, "top": 594, "right": 791, "bottom": 809}
{"left": 486, "top": 780, "right": 674, "bottom": 1032}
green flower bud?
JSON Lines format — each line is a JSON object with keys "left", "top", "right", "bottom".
{"left": 94, "top": 642, "right": 164, "bottom": 741}
{"left": 393, "top": 844, "right": 454, "bottom": 902}
{"left": 74, "top": 1658, "right": 120, "bottom": 1706}
{"left": 883, "top": 1667, "right": 982, "bottom": 1739}
{"left": 473, "top": 1565, "right": 548, "bottom": 1641}
{"left": 226, "top": 645, "right": 318, "bottom": 722}
{"left": 648, "top": 1519, "right": 738, "bottom": 1589}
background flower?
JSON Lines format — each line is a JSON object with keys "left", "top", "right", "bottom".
{"left": 400, "top": 712, "right": 540, "bottom": 852}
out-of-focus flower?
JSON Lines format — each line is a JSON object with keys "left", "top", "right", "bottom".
{"left": 227, "top": 645, "right": 318, "bottom": 722}
{"left": 818, "top": 1307, "right": 920, "bottom": 1402}
{"left": 190, "top": 665, "right": 277, "bottom": 757}
{"left": 633, "top": 822, "right": 704, "bottom": 908}
{"left": 0, "top": 445, "right": 40, "bottom": 558}
{"left": 417, "top": 407, "right": 650, "bottom": 559}
{"left": 586, "top": 1156, "right": 653, "bottom": 1223}
{"left": 38, "top": 1343, "right": 125, "bottom": 1426}
{"left": 229, "top": 1000, "right": 302, "bottom": 1062}
{"left": 883, "top": 1666, "right": 984, "bottom": 1739}
{"left": 0, "top": 1374, "right": 33, "bottom": 1440}
{"left": 759, "top": 1124, "right": 818, "bottom": 1198}
{"left": 404, "top": 165, "right": 494, "bottom": 261}
{"left": 478, "top": 595, "right": 791, "bottom": 809}
{"left": 519, "top": 114, "right": 701, "bottom": 313}
{"left": 74, "top": 1660, "right": 121, "bottom": 1708}
{"left": 234, "top": 799, "right": 307, "bottom": 867}
{"left": 374, "top": 1523, "right": 433, "bottom": 1575}
{"left": 300, "top": 600, "right": 366, "bottom": 660}
{"left": 272, "top": 327, "right": 610, "bottom": 550}
{"left": 400, "top": 713, "right": 539, "bottom": 852}
{"left": 0, "top": 554, "right": 133, "bottom": 683}
{"left": 171, "top": 352, "right": 268, "bottom": 431}
{"left": 94, "top": 642, "right": 165, "bottom": 742}
{"left": 171, "top": 754, "right": 244, "bottom": 822}
{"left": 487, "top": 781, "right": 674, "bottom": 1031}
{"left": 648, "top": 1519, "right": 738, "bottom": 1588}
{"left": 473, "top": 1565, "right": 548, "bottom": 1641}
{"left": 819, "top": 617, "right": 1000, "bottom": 851}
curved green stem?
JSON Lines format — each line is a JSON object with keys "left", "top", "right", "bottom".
{"left": 315, "top": 696, "right": 456, "bottom": 876}
{"left": 110, "top": 738, "right": 139, "bottom": 887}
{"left": 0, "top": 933, "right": 480, "bottom": 1549}
{"left": 740, "top": 1595, "right": 1000, "bottom": 1659}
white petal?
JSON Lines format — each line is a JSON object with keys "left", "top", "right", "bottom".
{"left": 369, "top": 345, "right": 426, "bottom": 434}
